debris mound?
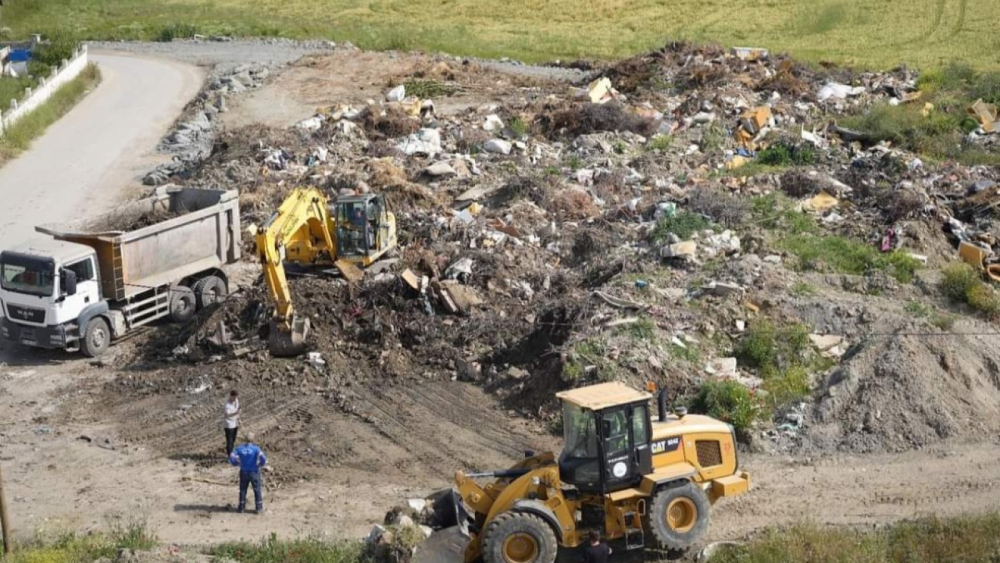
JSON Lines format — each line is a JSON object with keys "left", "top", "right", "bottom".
{"left": 810, "top": 334, "right": 1000, "bottom": 453}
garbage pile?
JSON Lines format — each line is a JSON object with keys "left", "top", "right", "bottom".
{"left": 125, "top": 41, "right": 1000, "bottom": 453}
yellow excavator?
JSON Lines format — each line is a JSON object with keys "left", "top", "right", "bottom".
{"left": 255, "top": 187, "right": 397, "bottom": 355}
{"left": 416, "top": 382, "right": 750, "bottom": 563}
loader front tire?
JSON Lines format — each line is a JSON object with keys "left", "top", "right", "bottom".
{"left": 483, "top": 512, "right": 557, "bottom": 563}
{"left": 649, "top": 481, "right": 710, "bottom": 552}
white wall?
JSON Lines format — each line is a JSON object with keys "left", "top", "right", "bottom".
{"left": 0, "top": 45, "right": 89, "bottom": 135}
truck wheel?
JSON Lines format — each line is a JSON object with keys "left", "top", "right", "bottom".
{"left": 649, "top": 481, "right": 710, "bottom": 552}
{"left": 194, "top": 275, "right": 228, "bottom": 308}
{"left": 483, "top": 512, "right": 557, "bottom": 563}
{"left": 170, "top": 286, "right": 197, "bottom": 323}
{"left": 81, "top": 317, "right": 111, "bottom": 358}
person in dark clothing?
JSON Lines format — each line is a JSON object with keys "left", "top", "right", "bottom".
{"left": 229, "top": 432, "right": 267, "bottom": 514}
{"left": 582, "top": 530, "right": 612, "bottom": 563}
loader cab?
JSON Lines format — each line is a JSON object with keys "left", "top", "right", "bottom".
{"left": 332, "top": 194, "right": 396, "bottom": 264}
{"left": 556, "top": 383, "right": 654, "bottom": 494}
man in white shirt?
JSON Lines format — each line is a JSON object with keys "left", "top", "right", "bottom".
{"left": 224, "top": 390, "right": 240, "bottom": 456}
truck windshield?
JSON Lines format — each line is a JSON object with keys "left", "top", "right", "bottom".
{"left": 0, "top": 255, "right": 55, "bottom": 297}
{"left": 562, "top": 402, "right": 598, "bottom": 459}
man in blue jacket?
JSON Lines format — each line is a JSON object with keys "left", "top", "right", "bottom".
{"left": 229, "top": 432, "right": 267, "bottom": 514}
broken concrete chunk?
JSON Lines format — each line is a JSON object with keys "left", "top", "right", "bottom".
{"left": 483, "top": 114, "right": 504, "bottom": 132}
{"left": 483, "top": 139, "right": 512, "bottom": 155}
{"left": 661, "top": 240, "right": 697, "bottom": 260}
{"left": 809, "top": 334, "right": 844, "bottom": 352}
{"left": 705, "top": 357, "right": 738, "bottom": 377}
{"left": 295, "top": 115, "right": 325, "bottom": 131}
{"left": 703, "top": 281, "right": 744, "bottom": 296}
{"left": 424, "top": 162, "right": 457, "bottom": 177}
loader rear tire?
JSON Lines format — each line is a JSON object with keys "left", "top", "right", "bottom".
{"left": 169, "top": 286, "right": 197, "bottom": 323}
{"left": 649, "top": 481, "right": 710, "bottom": 552}
{"left": 483, "top": 512, "right": 557, "bottom": 563}
{"left": 194, "top": 275, "right": 228, "bottom": 308}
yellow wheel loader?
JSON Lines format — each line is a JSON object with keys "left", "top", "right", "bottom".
{"left": 416, "top": 382, "right": 750, "bottom": 563}
{"left": 255, "top": 187, "right": 397, "bottom": 356}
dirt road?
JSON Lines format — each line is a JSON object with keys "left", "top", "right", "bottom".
{"left": 0, "top": 52, "right": 203, "bottom": 243}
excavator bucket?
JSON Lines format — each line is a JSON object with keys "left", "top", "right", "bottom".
{"left": 413, "top": 489, "right": 471, "bottom": 563}
{"left": 267, "top": 316, "right": 311, "bottom": 356}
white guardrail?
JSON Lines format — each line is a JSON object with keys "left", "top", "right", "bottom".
{"left": 0, "top": 44, "right": 89, "bottom": 135}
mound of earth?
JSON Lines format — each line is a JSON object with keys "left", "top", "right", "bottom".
{"left": 810, "top": 333, "right": 1000, "bottom": 453}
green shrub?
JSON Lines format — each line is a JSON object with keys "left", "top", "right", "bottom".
{"left": 508, "top": 116, "right": 528, "bottom": 138}
{"left": 940, "top": 262, "right": 981, "bottom": 301}
{"left": 649, "top": 210, "right": 711, "bottom": 242}
{"left": 402, "top": 78, "right": 460, "bottom": 98}
{"left": 691, "top": 380, "right": 762, "bottom": 436}
{"left": 648, "top": 134, "right": 673, "bottom": 151}
{"left": 756, "top": 143, "right": 815, "bottom": 167}
{"left": 735, "top": 319, "right": 810, "bottom": 372}
{"left": 156, "top": 23, "right": 198, "bottom": 42}
{"left": 762, "top": 365, "right": 811, "bottom": 407}
{"left": 939, "top": 262, "right": 1000, "bottom": 318}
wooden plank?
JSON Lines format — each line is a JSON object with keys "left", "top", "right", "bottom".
{"left": 335, "top": 259, "right": 364, "bottom": 283}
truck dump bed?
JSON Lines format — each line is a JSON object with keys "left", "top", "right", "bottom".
{"left": 36, "top": 187, "right": 241, "bottom": 300}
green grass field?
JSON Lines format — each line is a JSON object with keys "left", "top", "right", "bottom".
{"left": 2, "top": 0, "right": 998, "bottom": 68}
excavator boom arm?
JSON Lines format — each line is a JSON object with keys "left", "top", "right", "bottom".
{"left": 255, "top": 187, "right": 336, "bottom": 355}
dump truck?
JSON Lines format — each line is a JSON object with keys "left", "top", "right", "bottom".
{"left": 0, "top": 187, "right": 241, "bottom": 357}
{"left": 416, "top": 382, "right": 750, "bottom": 563}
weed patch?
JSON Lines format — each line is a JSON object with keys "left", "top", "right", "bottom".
{"left": 212, "top": 534, "right": 365, "bottom": 563}
{"left": 780, "top": 234, "right": 921, "bottom": 283}
{"left": 649, "top": 210, "right": 711, "bottom": 242}
{"left": 709, "top": 513, "right": 1000, "bottom": 563}
{"left": 940, "top": 262, "right": 1000, "bottom": 318}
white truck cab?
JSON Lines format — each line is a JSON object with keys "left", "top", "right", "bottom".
{"left": 1, "top": 239, "right": 107, "bottom": 354}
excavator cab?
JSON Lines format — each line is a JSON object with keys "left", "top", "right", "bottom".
{"left": 332, "top": 194, "right": 397, "bottom": 265}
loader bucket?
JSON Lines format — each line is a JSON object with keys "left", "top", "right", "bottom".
{"left": 268, "top": 316, "right": 311, "bottom": 356}
{"left": 413, "top": 488, "right": 472, "bottom": 563}
{"left": 413, "top": 526, "right": 470, "bottom": 563}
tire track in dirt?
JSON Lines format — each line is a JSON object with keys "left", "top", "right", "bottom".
{"left": 709, "top": 445, "right": 1000, "bottom": 541}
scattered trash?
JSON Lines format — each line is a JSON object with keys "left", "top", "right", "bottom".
{"left": 483, "top": 139, "right": 512, "bottom": 155}
{"left": 386, "top": 85, "right": 406, "bottom": 103}
{"left": 817, "top": 82, "right": 866, "bottom": 101}
{"left": 306, "top": 352, "right": 326, "bottom": 369}
{"left": 968, "top": 99, "right": 998, "bottom": 133}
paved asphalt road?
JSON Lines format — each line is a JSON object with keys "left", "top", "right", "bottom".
{"left": 0, "top": 52, "right": 203, "bottom": 244}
